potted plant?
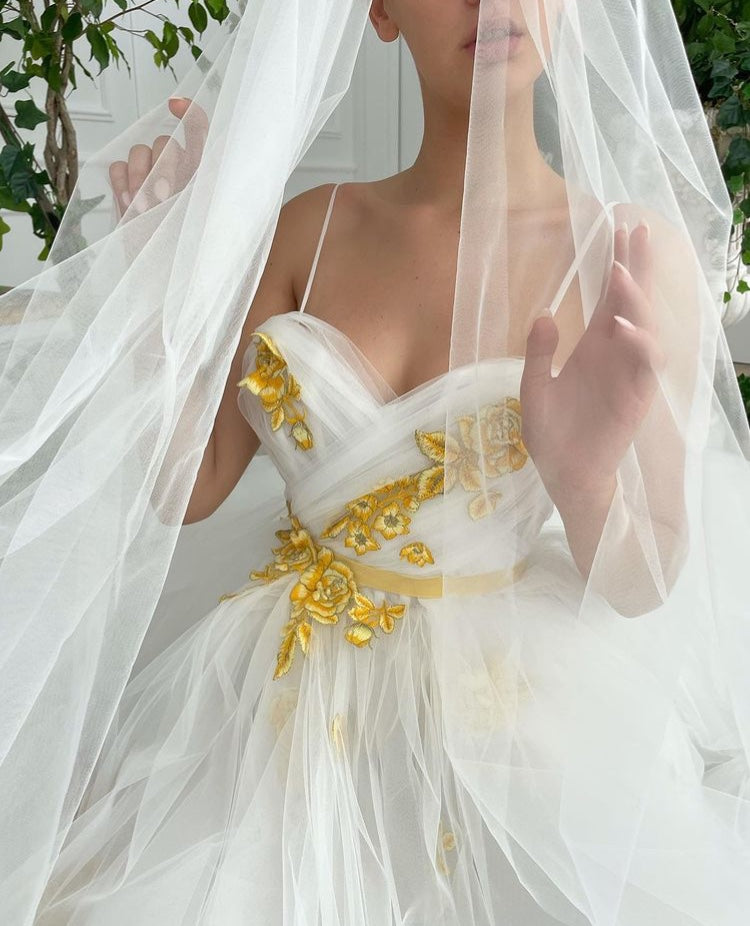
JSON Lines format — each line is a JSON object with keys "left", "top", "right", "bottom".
{"left": 0, "top": 0, "right": 233, "bottom": 270}
{"left": 672, "top": 1, "right": 750, "bottom": 318}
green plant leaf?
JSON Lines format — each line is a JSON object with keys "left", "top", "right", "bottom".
{"left": 0, "top": 188, "right": 31, "bottom": 213}
{"left": 40, "top": 5, "right": 58, "bottom": 33}
{"left": 188, "top": 2, "right": 208, "bottom": 34}
{"left": 0, "top": 144, "right": 38, "bottom": 199}
{"left": 718, "top": 94, "right": 747, "bottom": 127}
{"left": 14, "top": 99, "right": 48, "bottom": 131}
{"left": 0, "top": 214, "right": 11, "bottom": 250}
{"left": 163, "top": 22, "right": 179, "bottom": 59}
{"left": 725, "top": 136, "right": 750, "bottom": 174}
{"left": 29, "top": 34, "right": 56, "bottom": 60}
{"left": 80, "top": 0, "right": 103, "bottom": 15}
{"left": 62, "top": 12, "right": 84, "bottom": 43}
{"left": 0, "top": 16, "right": 27, "bottom": 40}
{"left": 85, "top": 25, "right": 110, "bottom": 72}
{"left": 204, "top": 0, "right": 229, "bottom": 22}
{"left": 0, "top": 66, "right": 31, "bottom": 92}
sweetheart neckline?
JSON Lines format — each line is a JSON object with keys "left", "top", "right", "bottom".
{"left": 256, "top": 310, "right": 529, "bottom": 410}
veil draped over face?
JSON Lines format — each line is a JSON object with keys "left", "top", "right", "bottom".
{"left": 1, "top": 0, "right": 750, "bottom": 922}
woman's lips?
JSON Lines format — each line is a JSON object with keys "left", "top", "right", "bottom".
{"left": 463, "top": 21, "right": 525, "bottom": 60}
{"left": 465, "top": 32, "right": 524, "bottom": 60}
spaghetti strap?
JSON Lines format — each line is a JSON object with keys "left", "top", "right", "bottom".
{"left": 298, "top": 182, "right": 342, "bottom": 315}
{"left": 548, "top": 201, "right": 619, "bottom": 316}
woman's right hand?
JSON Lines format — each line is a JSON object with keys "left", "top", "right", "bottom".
{"left": 108, "top": 96, "right": 209, "bottom": 220}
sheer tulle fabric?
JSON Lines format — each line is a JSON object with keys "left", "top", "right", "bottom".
{"left": 2, "top": 1, "right": 750, "bottom": 924}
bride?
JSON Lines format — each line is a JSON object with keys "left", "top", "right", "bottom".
{"left": 6, "top": 0, "right": 750, "bottom": 923}
{"left": 113, "top": 0, "right": 672, "bottom": 590}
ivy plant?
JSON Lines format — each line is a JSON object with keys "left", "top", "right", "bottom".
{"left": 672, "top": 0, "right": 750, "bottom": 305}
{"left": 0, "top": 0, "right": 234, "bottom": 261}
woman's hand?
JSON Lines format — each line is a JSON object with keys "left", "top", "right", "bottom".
{"left": 519, "top": 221, "right": 664, "bottom": 504}
{"left": 108, "top": 96, "right": 208, "bottom": 221}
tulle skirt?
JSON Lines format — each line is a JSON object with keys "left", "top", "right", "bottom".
{"left": 33, "top": 457, "right": 750, "bottom": 925}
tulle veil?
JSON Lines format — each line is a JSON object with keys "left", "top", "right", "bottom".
{"left": 1, "top": 0, "right": 750, "bottom": 922}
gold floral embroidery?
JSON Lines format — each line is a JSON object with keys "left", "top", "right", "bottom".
{"left": 237, "top": 331, "right": 313, "bottom": 451}
{"left": 399, "top": 542, "right": 434, "bottom": 568}
{"left": 269, "top": 687, "right": 299, "bottom": 735}
{"left": 436, "top": 820, "right": 458, "bottom": 876}
{"left": 416, "top": 398, "right": 528, "bottom": 521}
{"left": 322, "top": 471, "right": 436, "bottom": 567}
{"left": 346, "top": 593, "right": 406, "bottom": 646}
{"left": 221, "top": 512, "right": 408, "bottom": 680}
{"left": 450, "top": 650, "right": 532, "bottom": 734}
{"left": 330, "top": 713, "right": 348, "bottom": 757}
{"left": 320, "top": 398, "right": 528, "bottom": 571}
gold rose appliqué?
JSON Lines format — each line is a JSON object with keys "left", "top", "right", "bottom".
{"left": 221, "top": 513, "right": 406, "bottom": 680}
{"left": 320, "top": 398, "right": 528, "bottom": 570}
{"left": 416, "top": 398, "right": 528, "bottom": 520}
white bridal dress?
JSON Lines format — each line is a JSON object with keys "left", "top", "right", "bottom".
{"left": 32, "top": 184, "right": 750, "bottom": 925}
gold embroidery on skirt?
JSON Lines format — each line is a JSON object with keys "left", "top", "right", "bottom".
{"left": 220, "top": 511, "right": 407, "bottom": 680}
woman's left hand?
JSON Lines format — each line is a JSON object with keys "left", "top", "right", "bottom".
{"left": 519, "top": 221, "right": 665, "bottom": 503}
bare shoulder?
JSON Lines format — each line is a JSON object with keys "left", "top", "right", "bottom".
{"left": 243, "top": 183, "right": 341, "bottom": 331}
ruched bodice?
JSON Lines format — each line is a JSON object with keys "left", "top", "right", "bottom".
{"left": 237, "top": 311, "right": 554, "bottom": 576}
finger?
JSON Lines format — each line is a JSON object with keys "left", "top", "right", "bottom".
{"left": 168, "top": 96, "right": 191, "bottom": 119}
{"left": 150, "top": 135, "right": 183, "bottom": 201}
{"left": 176, "top": 97, "right": 209, "bottom": 167}
{"left": 108, "top": 160, "right": 130, "bottom": 216}
{"left": 127, "top": 143, "right": 155, "bottom": 211}
{"left": 628, "top": 221, "right": 653, "bottom": 303}
{"left": 602, "top": 260, "right": 652, "bottom": 332}
{"left": 612, "top": 315, "right": 665, "bottom": 403}
{"left": 614, "top": 221, "right": 630, "bottom": 269}
{"left": 151, "top": 134, "right": 170, "bottom": 163}
{"left": 521, "top": 315, "right": 559, "bottom": 402}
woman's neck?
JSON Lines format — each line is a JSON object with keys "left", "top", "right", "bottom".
{"left": 396, "top": 82, "right": 563, "bottom": 215}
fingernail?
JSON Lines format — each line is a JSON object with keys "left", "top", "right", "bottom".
{"left": 614, "top": 314, "right": 637, "bottom": 331}
{"left": 154, "top": 177, "right": 171, "bottom": 201}
{"left": 133, "top": 194, "right": 147, "bottom": 214}
{"left": 616, "top": 221, "right": 629, "bottom": 235}
{"left": 121, "top": 190, "right": 131, "bottom": 207}
{"left": 637, "top": 219, "right": 650, "bottom": 240}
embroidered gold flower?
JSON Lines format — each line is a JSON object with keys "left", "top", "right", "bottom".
{"left": 320, "top": 399, "right": 525, "bottom": 571}
{"left": 346, "top": 592, "right": 406, "bottom": 646}
{"left": 322, "top": 472, "right": 435, "bottom": 566}
{"left": 450, "top": 651, "right": 532, "bottom": 733}
{"left": 436, "top": 820, "right": 458, "bottom": 876}
{"left": 416, "top": 398, "right": 528, "bottom": 520}
{"left": 345, "top": 521, "right": 379, "bottom": 556}
{"left": 237, "top": 331, "right": 314, "bottom": 451}
{"left": 248, "top": 518, "right": 317, "bottom": 583}
{"left": 400, "top": 542, "right": 434, "bottom": 568}
{"left": 222, "top": 510, "right": 410, "bottom": 680}
{"left": 373, "top": 502, "right": 411, "bottom": 540}
{"left": 290, "top": 548, "right": 357, "bottom": 625}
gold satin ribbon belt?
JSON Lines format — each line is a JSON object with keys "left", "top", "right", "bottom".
{"left": 336, "top": 555, "right": 528, "bottom": 599}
